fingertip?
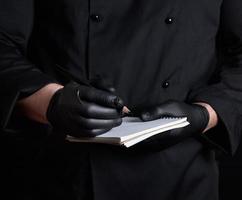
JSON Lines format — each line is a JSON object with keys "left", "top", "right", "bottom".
{"left": 122, "top": 106, "right": 131, "bottom": 114}
{"left": 88, "top": 128, "right": 112, "bottom": 137}
{"left": 140, "top": 112, "right": 152, "bottom": 121}
{"left": 140, "top": 112, "right": 160, "bottom": 121}
{"left": 115, "top": 118, "right": 122, "bottom": 126}
{"left": 113, "top": 97, "right": 124, "bottom": 109}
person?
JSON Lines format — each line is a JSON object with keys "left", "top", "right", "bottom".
{"left": 0, "top": 0, "right": 242, "bottom": 199}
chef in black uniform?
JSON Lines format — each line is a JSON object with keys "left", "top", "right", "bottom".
{"left": 1, "top": 0, "right": 242, "bottom": 200}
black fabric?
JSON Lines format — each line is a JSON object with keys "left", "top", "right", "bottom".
{"left": 89, "top": 138, "right": 219, "bottom": 200}
{"left": 0, "top": 135, "right": 219, "bottom": 200}
{"left": 219, "top": 141, "right": 242, "bottom": 200}
{"left": 0, "top": 132, "right": 93, "bottom": 200}
{"left": 0, "top": 0, "right": 57, "bottom": 129}
{"left": 1, "top": 0, "right": 242, "bottom": 199}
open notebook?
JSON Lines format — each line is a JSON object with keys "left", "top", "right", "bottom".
{"left": 66, "top": 117, "right": 190, "bottom": 147}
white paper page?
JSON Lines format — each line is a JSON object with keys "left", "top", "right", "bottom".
{"left": 94, "top": 117, "right": 188, "bottom": 141}
{"left": 66, "top": 117, "right": 189, "bottom": 144}
{"left": 123, "top": 121, "right": 190, "bottom": 147}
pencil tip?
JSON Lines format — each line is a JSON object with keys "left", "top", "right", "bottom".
{"left": 122, "top": 106, "right": 131, "bottom": 114}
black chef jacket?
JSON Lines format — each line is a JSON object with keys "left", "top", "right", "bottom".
{"left": 1, "top": 0, "right": 242, "bottom": 200}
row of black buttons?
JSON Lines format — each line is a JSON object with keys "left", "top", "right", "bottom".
{"left": 90, "top": 14, "right": 174, "bottom": 25}
{"left": 90, "top": 14, "right": 172, "bottom": 89}
{"left": 163, "top": 17, "right": 173, "bottom": 88}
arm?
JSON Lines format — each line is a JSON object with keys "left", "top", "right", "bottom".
{"left": 0, "top": 0, "right": 58, "bottom": 129}
{"left": 0, "top": 0, "right": 125, "bottom": 137}
{"left": 188, "top": 0, "right": 242, "bottom": 155}
{"left": 17, "top": 84, "right": 63, "bottom": 124}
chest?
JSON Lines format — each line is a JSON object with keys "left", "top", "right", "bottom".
{"left": 38, "top": 0, "right": 222, "bottom": 23}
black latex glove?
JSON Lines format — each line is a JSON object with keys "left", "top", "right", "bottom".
{"left": 134, "top": 100, "right": 210, "bottom": 149}
{"left": 46, "top": 82, "right": 124, "bottom": 138}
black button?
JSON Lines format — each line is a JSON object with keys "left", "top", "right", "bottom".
{"left": 90, "top": 14, "right": 102, "bottom": 22}
{"left": 165, "top": 17, "right": 174, "bottom": 24}
{"left": 162, "top": 81, "right": 170, "bottom": 88}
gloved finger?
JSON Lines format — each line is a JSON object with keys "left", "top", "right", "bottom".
{"left": 69, "top": 128, "right": 112, "bottom": 137}
{"left": 139, "top": 101, "right": 184, "bottom": 121}
{"left": 77, "top": 101, "right": 122, "bottom": 119}
{"left": 139, "top": 107, "right": 163, "bottom": 121}
{"left": 90, "top": 76, "right": 116, "bottom": 93}
{"left": 89, "top": 78, "right": 132, "bottom": 115}
{"left": 78, "top": 86, "right": 124, "bottom": 110}
{"left": 155, "top": 100, "right": 187, "bottom": 116}
{"left": 74, "top": 116, "right": 122, "bottom": 130}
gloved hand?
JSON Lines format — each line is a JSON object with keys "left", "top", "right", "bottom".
{"left": 134, "top": 100, "right": 210, "bottom": 149}
{"left": 46, "top": 81, "right": 124, "bottom": 138}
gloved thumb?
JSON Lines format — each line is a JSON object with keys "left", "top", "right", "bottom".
{"left": 90, "top": 75, "right": 116, "bottom": 93}
{"left": 89, "top": 76, "right": 130, "bottom": 114}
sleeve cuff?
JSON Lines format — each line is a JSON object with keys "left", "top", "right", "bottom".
{"left": 189, "top": 88, "right": 240, "bottom": 155}
{"left": 0, "top": 69, "right": 58, "bottom": 130}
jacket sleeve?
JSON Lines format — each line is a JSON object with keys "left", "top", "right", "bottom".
{"left": 189, "top": 0, "right": 242, "bottom": 155}
{"left": 0, "top": 0, "right": 56, "bottom": 130}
